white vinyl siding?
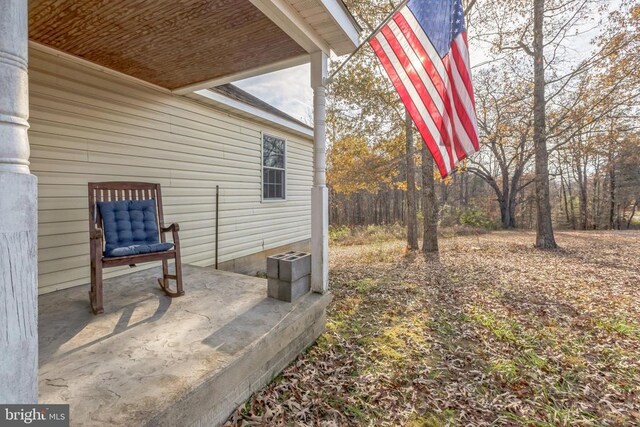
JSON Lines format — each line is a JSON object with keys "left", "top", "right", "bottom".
{"left": 29, "top": 47, "right": 313, "bottom": 295}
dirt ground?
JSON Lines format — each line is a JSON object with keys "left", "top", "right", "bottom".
{"left": 226, "top": 231, "right": 640, "bottom": 426}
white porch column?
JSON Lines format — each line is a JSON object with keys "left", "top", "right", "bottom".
{"left": 310, "top": 51, "right": 329, "bottom": 294}
{"left": 0, "top": 0, "right": 38, "bottom": 403}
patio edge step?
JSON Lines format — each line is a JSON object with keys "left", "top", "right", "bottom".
{"left": 146, "top": 291, "right": 332, "bottom": 427}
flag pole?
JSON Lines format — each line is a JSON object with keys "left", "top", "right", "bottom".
{"left": 326, "top": 0, "right": 409, "bottom": 84}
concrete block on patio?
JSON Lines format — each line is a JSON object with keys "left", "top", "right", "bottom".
{"left": 268, "top": 275, "right": 311, "bottom": 303}
{"left": 279, "top": 252, "right": 311, "bottom": 282}
{"left": 266, "top": 251, "right": 295, "bottom": 279}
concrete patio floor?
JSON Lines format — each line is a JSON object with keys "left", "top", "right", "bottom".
{"left": 38, "top": 265, "right": 330, "bottom": 426}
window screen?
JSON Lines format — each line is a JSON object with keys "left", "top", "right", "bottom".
{"left": 262, "top": 134, "right": 286, "bottom": 200}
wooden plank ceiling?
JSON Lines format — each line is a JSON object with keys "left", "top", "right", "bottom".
{"left": 28, "top": 0, "right": 307, "bottom": 90}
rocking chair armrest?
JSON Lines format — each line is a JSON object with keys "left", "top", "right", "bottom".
{"left": 90, "top": 228, "right": 104, "bottom": 240}
{"left": 161, "top": 223, "right": 180, "bottom": 233}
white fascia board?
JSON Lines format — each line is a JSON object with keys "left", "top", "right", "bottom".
{"left": 192, "top": 89, "right": 314, "bottom": 139}
{"left": 172, "top": 54, "right": 309, "bottom": 94}
{"left": 319, "top": 0, "right": 361, "bottom": 55}
{"left": 250, "top": 0, "right": 331, "bottom": 54}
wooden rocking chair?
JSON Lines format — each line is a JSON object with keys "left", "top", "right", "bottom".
{"left": 88, "top": 182, "right": 184, "bottom": 314}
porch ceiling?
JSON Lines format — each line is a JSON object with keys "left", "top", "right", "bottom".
{"left": 28, "top": 0, "right": 308, "bottom": 91}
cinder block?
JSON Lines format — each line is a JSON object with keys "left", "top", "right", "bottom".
{"left": 266, "top": 251, "right": 295, "bottom": 279}
{"left": 267, "top": 275, "right": 311, "bottom": 302}
{"left": 266, "top": 257, "right": 279, "bottom": 279}
{"left": 279, "top": 252, "right": 311, "bottom": 282}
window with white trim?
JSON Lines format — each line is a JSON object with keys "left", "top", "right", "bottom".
{"left": 262, "top": 134, "right": 286, "bottom": 200}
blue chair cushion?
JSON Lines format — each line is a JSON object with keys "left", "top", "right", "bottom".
{"left": 97, "top": 199, "right": 174, "bottom": 257}
{"left": 108, "top": 242, "right": 174, "bottom": 257}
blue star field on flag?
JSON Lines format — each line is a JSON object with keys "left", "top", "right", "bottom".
{"left": 407, "top": 0, "right": 467, "bottom": 58}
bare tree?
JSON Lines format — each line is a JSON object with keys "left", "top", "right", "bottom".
{"left": 468, "top": 68, "right": 535, "bottom": 228}
{"left": 531, "top": 0, "right": 557, "bottom": 247}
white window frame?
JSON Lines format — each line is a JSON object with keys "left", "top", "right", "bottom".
{"left": 261, "top": 132, "right": 287, "bottom": 202}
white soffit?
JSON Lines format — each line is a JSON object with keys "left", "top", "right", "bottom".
{"left": 251, "top": 0, "right": 360, "bottom": 56}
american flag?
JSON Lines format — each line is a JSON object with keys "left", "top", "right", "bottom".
{"left": 369, "top": 0, "right": 479, "bottom": 177}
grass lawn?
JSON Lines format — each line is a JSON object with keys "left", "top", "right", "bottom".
{"left": 226, "top": 231, "right": 640, "bottom": 426}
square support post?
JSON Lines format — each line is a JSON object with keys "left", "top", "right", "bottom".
{"left": 0, "top": 0, "right": 38, "bottom": 403}
{"left": 310, "top": 51, "right": 329, "bottom": 294}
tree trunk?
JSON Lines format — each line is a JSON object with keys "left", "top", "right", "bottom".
{"left": 532, "top": 0, "right": 557, "bottom": 248}
{"left": 628, "top": 201, "right": 637, "bottom": 229}
{"left": 462, "top": 173, "right": 469, "bottom": 207}
{"left": 575, "top": 154, "right": 588, "bottom": 229}
{"left": 405, "top": 109, "right": 419, "bottom": 250}
{"left": 608, "top": 156, "right": 616, "bottom": 230}
{"left": 517, "top": 189, "right": 527, "bottom": 228}
{"left": 457, "top": 173, "right": 465, "bottom": 210}
{"left": 422, "top": 141, "right": 439, "bottom": 253}
{"left": 565, "top": 167, "right": 577, "bottom": 229}
{"left": 508, "top": 190, "right": 517, "bottom": 228}
{"left": 501, "top": 170, "right": 511, "bottom": 228}
{"left": 592, "top": 175, "right": 598, "bottom": 229}
{"left": 560, "top": 167, "right": 572, "bottom": 228}
{"left": 498, "top": 183, "right": 518, "bottom": 229}
{"left": 499, "top": 196, "right": 509, "bottom": 229}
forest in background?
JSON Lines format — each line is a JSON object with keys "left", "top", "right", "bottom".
{"left": 327, "top": 0, "right": 640, "bottom": 233}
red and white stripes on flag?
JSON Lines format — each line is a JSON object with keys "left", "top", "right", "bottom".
{"left": 369, "top": 0, "right": 479, "bottom": 177}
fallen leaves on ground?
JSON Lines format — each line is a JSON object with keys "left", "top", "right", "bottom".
{"left": 225, "top": 231, "right": 640, "bottom": 426}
